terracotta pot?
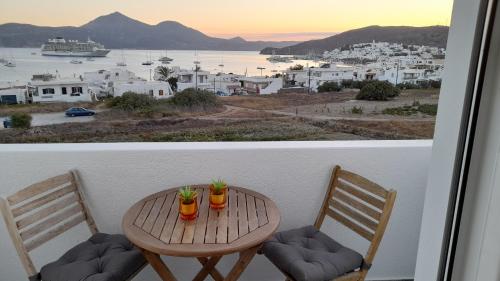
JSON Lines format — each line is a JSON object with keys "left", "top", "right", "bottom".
{"left": 179, "top": 193, "right": 198, "bottom": 220}
{"left": 209, "top": 184, "right": 227, "bottom": 209}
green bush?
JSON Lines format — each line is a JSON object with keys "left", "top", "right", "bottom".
{"left": 107, "top": 92, "right": 156, "bottom": 111}
{"left": 351, "top": 106, "right": 363, "bottom": 114}
{"left": 317, "top": 82, "right": 341, "bottom": 93}
{"left": 417, "top": 104, "right": 438, "bottom": 115}
{"left": 169, "top": 88, "right": 218, "bottom": 108}
{"left": 356, "top": 81, "right": 401, "bottom": 101}
{"left": 11, "top": 112, "right": 32, "bottom": 129}
{"left": 342, "top": 80, "right": 373, "bottom": 89}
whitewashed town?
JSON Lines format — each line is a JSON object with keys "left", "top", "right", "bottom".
{"left": 0, "top": 41, "right": 444, "bottom": 104}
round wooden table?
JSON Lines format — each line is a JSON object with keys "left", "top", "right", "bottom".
{"left": 122, "top": 185, "right": 280, "bottom": 281}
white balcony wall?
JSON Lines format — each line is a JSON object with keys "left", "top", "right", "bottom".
{"left": 0, "top": 141, "right": 431, "bottom": 280}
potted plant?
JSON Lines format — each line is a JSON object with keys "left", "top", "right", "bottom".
{"left": 178, "top": 186, "right": 198, "bottom": 220}
{"left": 209, "top": 179, "right": 228, "bottom": 209}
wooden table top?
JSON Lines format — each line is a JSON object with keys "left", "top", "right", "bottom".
{"left": 122, "top": 185, "right": 280, "bottom": 257}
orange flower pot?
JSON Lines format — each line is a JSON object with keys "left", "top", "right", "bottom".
{"left": 179, "top": 193, "right": 198, "bottom": 220}
{"left": 209, "top": 184, "right": 227, "bottom": 209}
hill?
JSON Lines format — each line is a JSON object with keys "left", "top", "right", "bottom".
{"left": 260, "top": 25, "right": 449, "bottom": 55}
{"left": 0, "top": 12, "right": 296, "bottom": 51}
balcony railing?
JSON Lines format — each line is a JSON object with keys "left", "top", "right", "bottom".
{"left": 0, "top": 140, "right": 432, "bottom": 280}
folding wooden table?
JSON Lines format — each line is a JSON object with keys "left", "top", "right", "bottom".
{"left": 122, "top": 185, "right": 280, "bottom": 281}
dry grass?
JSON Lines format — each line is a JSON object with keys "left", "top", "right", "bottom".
{"left": 221, "top": 92, "right": 356, "bottom": 110}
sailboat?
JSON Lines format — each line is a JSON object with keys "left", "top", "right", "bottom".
{"left": 142, "top": 52, "right": 154, "bottom": 65}
{"left": 117, "top": 50, "right": 127, "bottom": 66}
{"left": 4, "top": 54, "right": 16, "bottom": 67}
{"left": 158, "top": 50, "right": 173, "bottom": 63}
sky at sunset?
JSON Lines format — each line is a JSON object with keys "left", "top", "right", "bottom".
{"left": 1, "top": 0, "right": 454, "bottom": 41}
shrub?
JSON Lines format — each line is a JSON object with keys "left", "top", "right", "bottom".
{"left": 351, "top": 106, "right": 363, "bottom": 114}
{"left": 290, "top": 64, "right": 304, "bottom": 71}
{"left": 397, "top": 82, "right": 421, "bottom": 90}
{"left": 107, "top": 92, "right": 155, "bottom": 111}
{"left": 417, "top": 104, "right": 438, "bottom": 115}
{"left": 169, "top": 88, "right": 218, "bottom": 108}
{"left": 356, "top": 81, "right": 401, "bottom": 101}
{"left": 11, "top": 112, "right": 32, "bottom": 129}
{"left": 317, "top": 82, "right": 341, "bottom": 93}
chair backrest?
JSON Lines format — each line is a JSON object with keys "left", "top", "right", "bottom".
{"left": 314, "top": 165, "right": 397, "bottom": 274}
{"left": 0, "top": 170, "right": 98, "bottom": 278}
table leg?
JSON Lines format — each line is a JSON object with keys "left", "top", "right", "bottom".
{"left": 194, "top": 256, "right": 223, "bottom": 281}
{"left": 224, "top": 246, "right": 260, "bottom": 281}
{"left": 140, "top": 248, "right": 178, "bottom": 281}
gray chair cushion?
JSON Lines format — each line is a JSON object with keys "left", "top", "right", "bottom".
{"left": 262, "top": 225, "right": 363, "bottom": 281}
{"left": 40, "top": 233, "right": 145, "bottom": 281}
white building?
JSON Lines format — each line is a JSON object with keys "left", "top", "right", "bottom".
{"left": 113, "top": 81, "right": 173, "bottom": 99}
{"left": 28, "top": 78, "right": 93, "bottom": 103}
{"left": 84, "top": 69, "right": 144, "bottom": 98}
{"left": 239, "top": 77, "right": 283, "bottom": 95}
{"left": 155, "top": 66, "right": 212, "bottom": 92}
{"left": 207, "top": 73, "right": 243, "bottom": 95}
{"left": 0, "top": 87, "right": 27, "bottom": 104}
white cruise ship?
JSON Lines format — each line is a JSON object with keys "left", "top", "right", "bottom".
{"left": 41, "top": 37, "right": 110, "bottom": 57}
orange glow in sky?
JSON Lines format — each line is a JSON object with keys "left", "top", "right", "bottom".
{"left": 1, "top": 0, "right": 454, "bottom": 41}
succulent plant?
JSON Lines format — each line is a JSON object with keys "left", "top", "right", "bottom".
{"left": 179, "top": 186, "right": 197, "bottom": 204}
{"left": 211, "top": 178, "right": 227, "bottom": 195}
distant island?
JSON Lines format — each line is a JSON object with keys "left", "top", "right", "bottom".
{"left": 0, "top": 12, "right": 296, "bottom": 51}
{"left": 0, "top": 12, "right": 449, "bottom": 54}
{"left": 260, "top": 25, "right": 449, "bottom": 55}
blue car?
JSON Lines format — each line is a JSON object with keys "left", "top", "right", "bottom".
{"left": 65, "top": 107, "right": 96, "bottom": 117}
{"left": 3, "top": 117, "right": 12, "bottom": 128}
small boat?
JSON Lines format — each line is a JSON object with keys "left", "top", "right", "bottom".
{"left": 142, "top": 52, "right": 154, "bottom": 65}
{"left": 86, "top": 57, "right": 95, "bottom": 61}
{"left": 70, "top": 60, "right": 83, "bottom": 64}
{"left": 158, "top": 50, "right": 173, "bottom": 63}
{"left": 4, "top": 61, "right": 16, "bottom": 67}
{"left": 117, "top": 50, "right": 127, "bottom": 66}
{"left": 31, "top": 52, "right": 37, "bottom": 55}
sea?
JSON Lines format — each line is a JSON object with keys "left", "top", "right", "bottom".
{"left": 0, "top": 48, "right": 319, "bottom": 84}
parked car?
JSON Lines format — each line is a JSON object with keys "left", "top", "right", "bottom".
{"left": 65, "top": 107, "right": 96, "bottom": 117}
{"left": 3, "top": 117, "right": 12, "bottom": 128}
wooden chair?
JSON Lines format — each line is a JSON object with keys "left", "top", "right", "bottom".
{"left": 262, "top": 165, "right": 397, "bottom": 281}
{"left": 0, "top": 170, "right": 145, "bottom": 281}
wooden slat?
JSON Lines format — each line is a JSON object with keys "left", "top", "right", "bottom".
{"left": 134, "top": 199, "right": 155, "bottom": 227}
{"left": 238, "top": 191, "right": 249, "bottom": 236}
{"left": 70, "top": 170, "right": 98, "bottom": 234}
{"left": 338, "top": 170, "right": 388, "bottom": 198}
{"left": 143, "top": 195, "right": 167, "bottom": 234}
{"left": 24, "top": 214, "right": 86, "bottom": 251}
{"left": 0, "top": 197, "right": 37, "bottom": 276}
{"left": 255, "top": 198, "right": 268, "bottom": 227}
{"left": 330, "top": 199, "right": 377, "bottom": 231}
{"left": 151, "top": 192, "right": 176, "bottom": 238}
{"left": 8, "top": 173, "right": 72, "bottom": 205}
{"left": 205, "top": 208, "right": 218, "bottom": 244}
{"left": 332, "top": 190, "right": 381, "bottom": 221}
{"left": 227, "top": 188, "right": 238, "bottom": 243}
{"left": 326, "top": 209, "right": 374, "bottom": 241}
{"left": 20, "top": 204, "right": 83, "bottom": 241}
{"left": 193, "top": 188, "right": 210, "bottom": 244}
{"left": 182, "top": 188, "right": 203, "bottom": 244}
{"left": 336, "top": 181, "right": 385, "bottom": 210}
{"left": 246, "top": 195, "right": 258, "bottom": 232}
{"left": 16, "top": 194, "right": 79, "bottom": 230}
{"left": 159, "top": 194, "right": 179, "bottom": 244}
{"left": 216, "top": 204, "right": 228, "bottom": 244}
{"left": 170, "top": 212, "right": 185, "bottom": 244}
{"left": 11, "top": 184, "right": 76, "bottom": 218}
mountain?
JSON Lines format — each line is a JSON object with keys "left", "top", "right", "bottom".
{"left": 0, "top": 12, "right": 296, "bottom": 51}
{"left": 260, "top": 25, "right": 449, "bottom": 55}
